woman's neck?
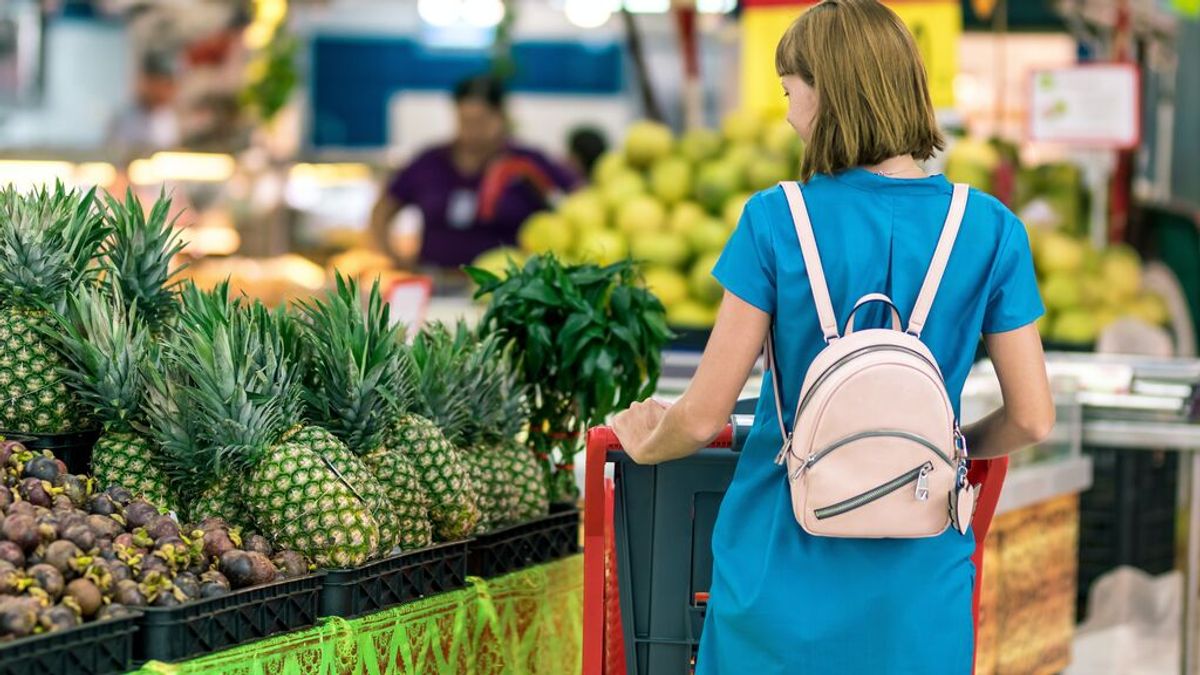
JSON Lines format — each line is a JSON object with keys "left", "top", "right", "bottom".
{"left": 863, "top": 155, "right": 926, "bottom": 179}
{"left": 452, "top": 141, "right": 504, "bottom": 176}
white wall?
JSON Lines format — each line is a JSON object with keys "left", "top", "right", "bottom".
{"left": 0, "top": 18, "right": 130, "bottom": 150}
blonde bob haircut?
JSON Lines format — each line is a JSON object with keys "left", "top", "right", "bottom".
{"left": 776, "top": 0, "right": 945, "bottom": 181}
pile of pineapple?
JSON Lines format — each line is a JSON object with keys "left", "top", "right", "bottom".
{"left": 0, "top": 184, "right": 549, "bottom": 570}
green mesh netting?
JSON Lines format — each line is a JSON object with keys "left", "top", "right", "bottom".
{"left": 132, "top": 555, "right": 583, "bottom": 675}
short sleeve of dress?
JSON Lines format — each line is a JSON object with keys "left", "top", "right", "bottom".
{"left": 982, "top": 215, "right": 1045, "bottom": 334}
{"left": 712, "top": 192, "right": 776, "bottom": 315}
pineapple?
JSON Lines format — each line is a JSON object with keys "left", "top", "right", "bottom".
{"left": 49, "top": 285, "right": 175, "bottom": 510}
{"left": 503, "top": 442, "right": 550, "bottom": 522}
{"left": 386, "top": 324, "right": 481, "bottom": 541}
{"left": 0, "top": 184, "right": 109, "bottom": 433}
{"left": 450, "top": 328, "right": 525, "bottom": 531}
{"left": 48, "top": 191, "right": 186, "bottom": 508}
{"left": 298, "top": 275, "right": 432, "bottom": 553}
{"left": 151, "top": 286, "right": 381, "bottom": 566}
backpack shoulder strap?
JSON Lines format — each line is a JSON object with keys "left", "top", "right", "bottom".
{"left": 780, "top": 181, "right": 840, "bottom": 343}
{"left": 907, "top": 183, "right": 969, "bottom": 338}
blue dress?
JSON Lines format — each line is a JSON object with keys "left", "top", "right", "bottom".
{"left": 701, "top": 169, "right": 1044, "bottom": 674}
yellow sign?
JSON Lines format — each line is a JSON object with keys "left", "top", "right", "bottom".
{"left": 740, "top": 1, "right": 961, "bottom": 116}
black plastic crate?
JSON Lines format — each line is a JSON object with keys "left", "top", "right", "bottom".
{"left": 610, "top": 446, "right": 738, "bottom": 675}
{"left": 0, "top": 612, "right": 139, "bottom": 675}
{"left": 0, "top": 428, "right": 100, "bottom": 476}
{"left": 467, "top": 505, "right": 580, "bottom": 578}
{"left": 1077, "top": 447, "right": 1179, "bottom": 619}
{"left": 135, "top": 573, "right": 324, "bottom": 663}
{"left": 320, "top": 541, "right": 469, "bottom": 618}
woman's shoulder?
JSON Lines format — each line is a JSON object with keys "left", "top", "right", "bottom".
{"left": 961, "top": 185, "right": 1024, "bottom": 240}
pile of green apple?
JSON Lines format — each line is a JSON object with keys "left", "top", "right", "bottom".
{"left": 1032, "top": 229, "right": 1169, "bottom": 344}
{"left": 473, "top": 112, "right": 802, "bottom": 329}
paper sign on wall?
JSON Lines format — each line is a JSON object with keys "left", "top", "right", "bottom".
{"left": 1029, "top": 65, "right": 1140, "bottom": 149}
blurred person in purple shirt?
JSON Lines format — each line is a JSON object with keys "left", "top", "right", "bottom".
{"left": 369, "top": 75, "right": 580, "bottom": 270}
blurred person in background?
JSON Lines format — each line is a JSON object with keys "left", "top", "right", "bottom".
{"left": 566, "top": 126, "right": 609, "bottom": 180}
{"left": 369, "top": 74, "right": 580, "bottom": 271}
{"left": 108, "top": 51, "right": 181, "bottom": 155}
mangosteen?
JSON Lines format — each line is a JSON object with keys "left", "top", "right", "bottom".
{"left": 202, "top": 528, "right": 237, "bottom": 560}
{"left": 86, "top": 514, "right": 123, "bottom": 540}
{"left": 52, "top": 496, "right": 75, "bottom": 512}
{"left": 6, "top": 501, "right": 35, "bottom": 518}
{"left": 124, "top": 501, "right": 158, "bottom": 530}
{"left": 28, "top": 564, "right": 65, "bottom": 600}
{"left": 137, "top": 556, "right": 170, "bottom": 581}
{"left": 88, "top": 494, "right": 118, "bottom": 517}
{"left": 198, "top": 517, "right": 230, "bottom": 532}
{"left": 0, "top": 440, "right": 23, "bottom": 468}
{"left": 0, "top": 542, "right": 24, "bottom": 568}
{"left": 107, "top": 561, "right": 132, "bottom": 584}
{"left": 104, "top": 485, "right": 133, "bottom": 506}
{"left": 37, "top": 604, "right": 79, "bottom": 632}
{"left": 0, "top": 485, "right": 11, "bottom": 511}
{"left": 2, "top": 514, "right": 38, "bottom": 552}
{"left": 54, "top": 473, "right": 89, "bottom": 508}
{"left": 198, "top": 570, "right": 230, "bottom": 599}
{"left": 23, "top": 456, "right": 60, "bottom": 482}
{"left": 18, "top": 478, "right": 51, "bottom": 508}
{"left": 97, "top": 603, "right": 133, "bottom": 621}
{"left": 152, "top": 592, "right": 181, "bottom": 608}
{"left": 244, "top": 534, "right": 272, "bottom": 557}
{"left": 113, "top": 533, "right": 134, "bottom": 549}
{"left": 174, "top": 572, "right": 201, "bottom": 599}
{"left": 112, "top": 579, "right": 146, "bottom": 607}
{"left": 64, "top": 579, "right": 101, "bottom": 618}
{"left": 146, "top": 515, "right": 180, "bottom": 541}
{"left": 0, "top": 598, "right": 38, "bottom": 638}
{"left": 42, "top": 541, "right": 81, "bottom": 576}
{"left": 273, "top": 551, "right": 309, "bottom": 579}
{"left": 220, "top": 550, "right": 277, "bottom": 589}
{"left": 0, "top": 561, "right": 23, "bottom": 595}
{"left": 63, "top": 524, "right": 96, "bottom": 553}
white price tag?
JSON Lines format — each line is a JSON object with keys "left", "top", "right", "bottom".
{"left": 385, "top": 276, "right": 433, "bottom": 340}
{"left": 1029, "top": 64, "right": 1140, "bottom": 149}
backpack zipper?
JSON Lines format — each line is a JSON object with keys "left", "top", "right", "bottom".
{"left": 775, "top": 344, "right": 949, "bottom": 466}
{"left": 813, "top": 461, "right": 935, "bottom": 520}
{"left": 790, "top": 430, "right": 954, "bottom": 480}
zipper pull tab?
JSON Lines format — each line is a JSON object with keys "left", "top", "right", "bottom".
{"left": 915, "top": 463, "right": 932, "bottom": 502}
{"left": 954, "top": 422, "right": 968, "bottom": 459}
{"left": 789, "top": 456, "right": 812, "bottom": 481}
{"left": 774, "top": 434, "right": 793, "bottom": 465}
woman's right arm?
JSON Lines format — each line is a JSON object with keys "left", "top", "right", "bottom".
{"left": 962, "top": 324, "right": 1055, "bottom": 458}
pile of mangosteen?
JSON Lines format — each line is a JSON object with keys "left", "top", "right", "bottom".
{"left": 0, "top": 440, "right": 312, "bottom": 642}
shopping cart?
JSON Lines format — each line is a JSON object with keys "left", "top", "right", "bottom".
{"left": 582, "top": 418, "right": 1009, "bottom": 675}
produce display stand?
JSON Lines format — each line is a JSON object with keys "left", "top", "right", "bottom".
{"left": 129, "top": 554, "right": 583, "bottom": 675}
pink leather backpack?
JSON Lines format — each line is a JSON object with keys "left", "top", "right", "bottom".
{"left": 768, "top": 181, "right": 975, "bottom": 539}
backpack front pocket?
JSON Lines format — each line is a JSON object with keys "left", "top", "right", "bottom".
{"left": 814, "top": 461, "right": 933, "bottom": 520}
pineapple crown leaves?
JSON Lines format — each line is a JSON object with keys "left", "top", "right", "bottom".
{"left": 140, "top": 360, "right": 211, "bottom": 502}
{"left": 0, "top": 182, "right": 110, "bottom": 312}
{"left": 151, "top": 284, "right": 302, "bottom": 481}
{"left": 409, "top": 322, "right": 476, "bottom": 447}
{"left": 296, "top": 273, "right": 409, "bottom": 456}
{"left": 161, "top": 308, "right": 290, "bottom": 479}
{"left": 44, "top": 284, "right": 150, "bottom": 431}
{"left": 102, "top": 189, "right": 188, "bottom": 332}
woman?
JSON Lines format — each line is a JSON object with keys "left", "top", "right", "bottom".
{"left": 611, "top": 1, "right": 1055, "bottom": 672}
{"left": 368, "top": 75, "right": 579, "bottom": 270}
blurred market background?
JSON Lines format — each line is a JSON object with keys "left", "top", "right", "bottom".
{"left": 1, "top": 1, "right": 1200, "bottom": 674}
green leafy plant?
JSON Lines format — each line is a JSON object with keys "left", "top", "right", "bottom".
{"left": 466, "top": 254, "right": 672, "bottom": 501}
